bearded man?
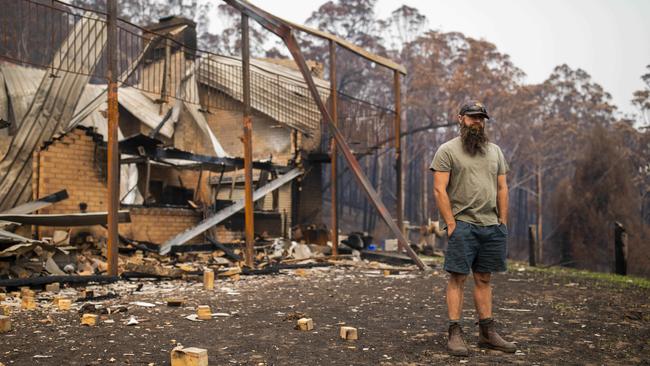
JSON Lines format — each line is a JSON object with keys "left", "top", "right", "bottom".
{"left": 430, "top": 101, "right": 517, "bottom": 356}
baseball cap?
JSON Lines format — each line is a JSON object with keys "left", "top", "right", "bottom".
{"left": 459, "top": 101, "right": 490, "bottom": 119}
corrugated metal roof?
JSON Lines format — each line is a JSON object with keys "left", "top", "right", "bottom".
{"left": 0, "top": 63, "right": 45, "bottom": 127}
{"left": 197, "top": 55, "right": 330, "bottom": 134}
{"left": 118, "top": 85, "right": 175, "bottom": 138}
{"left": 0, "top": 12, "right": 107, "bottom": 211}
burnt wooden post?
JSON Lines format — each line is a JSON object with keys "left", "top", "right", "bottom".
{"left": 614, "top": 221, "right": 627, "bottom": 275}
{"left": 394, "top": 71, "right": 404, "bottom": 234}
{"left": 329, "top": 39, "right": 339, "bottom": 256}
{"left": 106, "top": 0, "right": 119, "bottom": 276}
{"left": 143, "top": 157, "right": 151, "bottom": 204}
{"left": 241, "top": 14, "right": 255, "bottom": 267}
{"left": 528, "top": 224, "right": 537, "bottom": 267}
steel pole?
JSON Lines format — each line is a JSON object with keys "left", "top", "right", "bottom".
{"left": 241, "top": 14, "right": 255, "bottom": 267}
{"left": 329, "top": 40, "right": 338, "bottom": 256}
{"left": 106, "top": 0, "right": 119, "bottom": 276}
{"left": 394, "top": 71, "right": 404, "bottom": 234}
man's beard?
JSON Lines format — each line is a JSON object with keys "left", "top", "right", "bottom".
{"left": 460, "top": 123, "right": 488, "bottom": 156}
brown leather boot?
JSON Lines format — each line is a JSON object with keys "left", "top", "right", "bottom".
{"left": 478, "top": 319, "right": 517, "bottom": 353}
{"left": 447, "top": 323, "right": 469, "bottom": 356}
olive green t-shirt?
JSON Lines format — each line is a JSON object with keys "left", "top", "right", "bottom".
{"left": 429, "top": 136, "right": 509, "bottom": 226}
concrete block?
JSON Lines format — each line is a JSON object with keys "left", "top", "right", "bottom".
{"left": 296, "top": 318, "right": 313, "bottom": 331}
{"left": 20, "top": 287, "right": 34, "bottom": 298}
{"left": 197, "top": 305, "right": 212, "bottom": 320}
{"left": 0, "top": 315, "right": 11, "bottom": 333}
{"left": 170, "top": 346, "right": 208, "bottom": 366}
{"left": 384, "top": 239, "right": 398, "bottom": 251}
{"left": 340, "top": 326, "right": 358, "bottom": 340}
{"left": 58, "top": 298, "right": 71, "bottom": 311}
{"left": 203, "top": 269, "right": 214, "bottom": 290}
{"left": 81, "top": 313, "right": 98, "bottom": 326}
{"left": 21, "top": 296, "right": 36, "bottom": 310}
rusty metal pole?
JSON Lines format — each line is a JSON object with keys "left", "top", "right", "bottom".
{"left": 329, "top": 40, "right": 339, "bottom": 256}
{"left": 394, "top": 71, "right": 404, "bottom": 234}
{"left": 241, "top": 14, "right": 255, "bottom": 267}
{"left": 106, "top": 0, "right": 119, "bottom": 276}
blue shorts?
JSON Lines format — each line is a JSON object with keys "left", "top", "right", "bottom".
{"left": 443, "top": 221, "right": 508, "bottom": 274}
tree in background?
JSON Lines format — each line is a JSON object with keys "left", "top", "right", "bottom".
{"left": 632, "top": 65, "right": 650, "bottom": 128}
{"left": 550, "top": 124, "right": 649, "bottom": 274}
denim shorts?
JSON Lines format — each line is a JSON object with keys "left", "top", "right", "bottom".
{"left": 443, "top": 221, "right": 508, "bottom": 274}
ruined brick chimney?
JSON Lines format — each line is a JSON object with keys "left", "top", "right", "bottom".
{"left": 145, "top": 15, "right": 197, "bottom": 60}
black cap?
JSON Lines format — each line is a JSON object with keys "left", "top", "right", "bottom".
{"left": 459, "top": 101, "right": 490, "bottom": 119}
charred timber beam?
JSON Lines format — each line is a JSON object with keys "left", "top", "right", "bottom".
{"left": 0, "top": 190, "right": 68, "bottom": 215}
{"left": 118, "top": 137, "right": 290, "bottom": 173}
{"left": 394, "top": 71, "right": 404, "bottom": 234}
{"left": 0, "top": 275, "right": 119, "bottom": 289}
{"left": 0, "top": 211, "right": 131, "bottom": 226}
{"left": 206, "top": 236, "right": 242, "bottom": 262}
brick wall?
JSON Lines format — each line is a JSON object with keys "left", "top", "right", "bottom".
{"left": 33, "top": 127, "right": 205, "bottom": 243}
{"left": 124, "top": 207, "right": 202, "bottom": 244}
{"left": 35, "top": 127, "right": 108, "bottom": 237}
{"left": 173, "top": 107, "right": 214, "bottom": 156}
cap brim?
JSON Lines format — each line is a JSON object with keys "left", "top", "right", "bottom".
{"left": 464, "top": 111, "right": 489, "bottom": 119}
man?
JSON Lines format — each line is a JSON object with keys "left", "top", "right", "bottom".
{"left": 430, "top": 101, "right": 516, "bottom": 356}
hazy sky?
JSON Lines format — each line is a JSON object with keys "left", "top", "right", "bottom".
{"left": 245, "top": 0, "right": 650, "bottom": 117}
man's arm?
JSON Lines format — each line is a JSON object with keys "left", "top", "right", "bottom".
{"left": 433, "top": 171, "right": 456, "bottom": 235}
{"left": 497, "top": 174, "right": 508, "bottom": 225}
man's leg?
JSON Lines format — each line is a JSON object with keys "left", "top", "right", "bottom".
{"left": 446, "top": 273, "right": 469, "bottom": 356}
{"left": 447, "top": 273, "right": 467, "bottom": 321}
{"left": 473, "top": 225, "right": 516, "bottom": 353}
{"left": 443, "top": 221, "right": 476, "bottom": 356}
{"left": 472, "top": 272, "right": 492, "bottom": 320}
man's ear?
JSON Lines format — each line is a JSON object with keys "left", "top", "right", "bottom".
{"left": 457, "top": 114, "right": 463, "bottom": 124}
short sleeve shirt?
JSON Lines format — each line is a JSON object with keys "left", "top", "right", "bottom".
{"left": 430, "top": 137, "right": 509, "bottom": 226}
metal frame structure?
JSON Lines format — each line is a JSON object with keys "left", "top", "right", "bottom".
{"left": 1, "top": 0, "right": 426, "bottom": 271}
{"left": 223, "top": 0, "right": 426, "bottom": 270}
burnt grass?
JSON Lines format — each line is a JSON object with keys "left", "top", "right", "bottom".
{"left": 1, "top": 262, "right": 649, "bottom": 365}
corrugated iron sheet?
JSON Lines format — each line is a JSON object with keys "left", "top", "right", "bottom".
{"left": 0, "top": 63, "right": 45, "bottom": 128}
{"left": 198, "top": 55, "right": 330, "bottom": 134}
{"left": 0, "top": 12, "right": 107, "bottom": 211}
{"left": 118, "top": 85, "right": 175, "bottom": 138}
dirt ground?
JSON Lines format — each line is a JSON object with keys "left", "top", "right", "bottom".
{"left": 1, "top": 262, "right": 649, "bottom": 365}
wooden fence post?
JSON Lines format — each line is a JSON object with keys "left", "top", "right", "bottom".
{"left": 614, "top": 222, "right": 627, "bottom": 275}
{"left": 528, "top": 224, "right": 538, "bottom": 267}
